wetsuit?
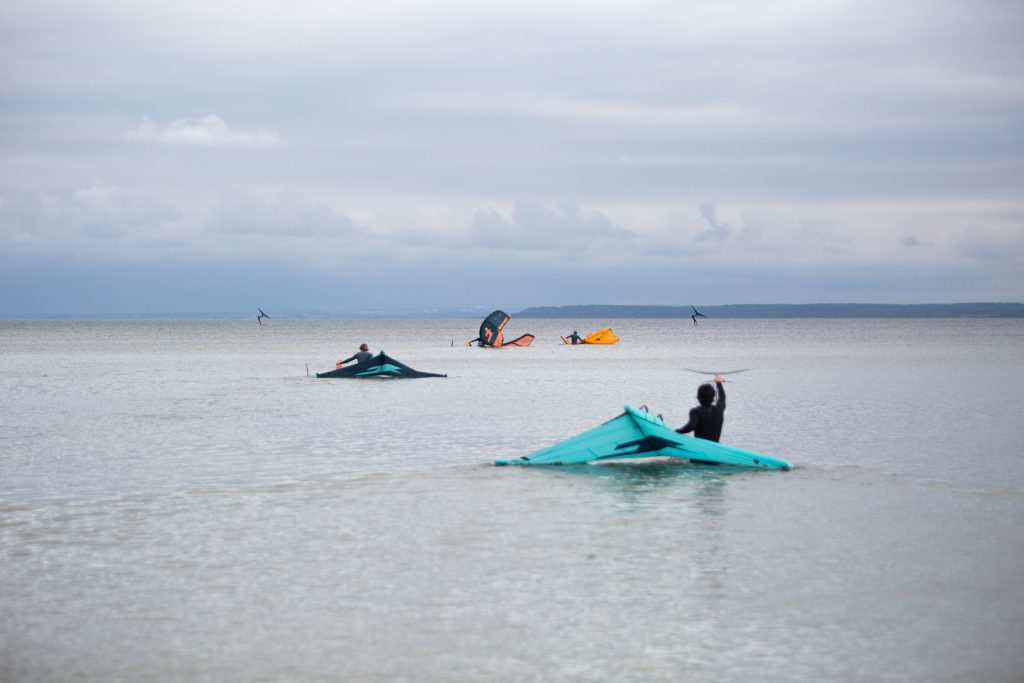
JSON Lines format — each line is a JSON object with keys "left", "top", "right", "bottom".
{"left": 568, "top": 332, "right": 582, "bottom": 345}
{"left": 676, "top": 381, "right": 725, "bottom": 442}
{"left": 342, "top": 350, "right": 373, "bottom": 365}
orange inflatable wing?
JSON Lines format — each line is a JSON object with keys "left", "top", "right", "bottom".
{"left": 503, "top": 334, "right": 535, "bottom": 347}
{"left": 583, "top": 328, "right": 619, "bottom": 345}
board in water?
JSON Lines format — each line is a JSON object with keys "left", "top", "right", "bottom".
{"left": 316, "top": 351, "right": 446, "bottom": 379}
{"left": 495, "top": 405, "right": 791, "bottom": 469}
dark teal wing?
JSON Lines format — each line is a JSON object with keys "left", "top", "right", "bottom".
{"left": 316, "top": 352, "right": 446, "bottom": 379}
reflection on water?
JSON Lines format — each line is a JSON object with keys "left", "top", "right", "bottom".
{"left": 523, "top": 459, "right": 733, "bottom": 513}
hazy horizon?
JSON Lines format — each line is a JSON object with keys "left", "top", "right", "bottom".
{"left": 3, "top": 301, "right": 1021, "bottom": 320}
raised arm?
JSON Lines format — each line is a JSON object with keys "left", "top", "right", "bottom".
{"left": 715, "top": 378, "right": 726, "bottom": 411}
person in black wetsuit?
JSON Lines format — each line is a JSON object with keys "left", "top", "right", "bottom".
{"left": 676, "top": 375, "right": 726, "bottom": 442}
{"left": 567, "top": 330, "right": 582, "bottom": 345}
{"left": 338, "top": 343, "right": 372, "bottom": 368}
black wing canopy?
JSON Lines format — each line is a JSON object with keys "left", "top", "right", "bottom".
{"left": 477, "top": 310, "right": 511, "bottom": 347}
{"left": 316, "top": 351, "right": 446, "bottom": 379}
{"left": 473, "top": 310, "right": 533, "bottom": 347}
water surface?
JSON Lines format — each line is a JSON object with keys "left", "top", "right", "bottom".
{"left": 2, "top": 319, "right": 1022, "bottom": 682}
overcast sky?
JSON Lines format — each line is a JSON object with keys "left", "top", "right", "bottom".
{"left": 1, "top": 0, "right": 1022, "bottom": 314}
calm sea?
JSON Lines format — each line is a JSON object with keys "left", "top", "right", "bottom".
{"left": 1, "top": 318, "right": 1022, "bottom": 682}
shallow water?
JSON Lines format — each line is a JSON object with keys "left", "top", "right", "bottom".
{"left": 2, "top": 319, "right": 1023, "bottom": 682}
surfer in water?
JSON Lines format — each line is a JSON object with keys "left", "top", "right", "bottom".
{"left": 566, "top": 330, "right": 582, "bottom": 345}
{"left": 676, "top": 375, "right": 726, "bottom": 442}
{"left": 337, "top": 343, "right": 372, "bottom": 369}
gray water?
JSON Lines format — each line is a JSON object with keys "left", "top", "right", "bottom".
{"left": 1, "top": 318, "right": 1022, "bottom": 682}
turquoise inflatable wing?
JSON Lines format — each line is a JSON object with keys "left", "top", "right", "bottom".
{"left": 496, "top": 405, "right": 791, "bottom": 470}
{"left": 496, "top": 409, "right": 655, "bottom": 466}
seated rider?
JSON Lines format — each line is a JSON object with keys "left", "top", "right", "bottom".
{"left": 567, "top": 330, "right": 582, "bottom": 345}
{"left": 676, "top": 375, "right": 726, "bottom": 442}
{"left": 338, "top": 343, "right": 372, "bottom": 368}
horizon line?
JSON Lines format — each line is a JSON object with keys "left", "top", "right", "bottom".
{"left": 2, "top": 301, "right": 1023, "bottom": 320}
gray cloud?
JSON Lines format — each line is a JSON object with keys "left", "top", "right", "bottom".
{"left": 0, "top": 185, "right": 357, "bottom": 266}
{"left": 468, "top": 199, "right": 634, "bottom": 252}
{"left": 0, "top": 185, "right": 183, "bottom": 257}
{"left": 695, "top": 202, "right": 734, "bottom": 242}
{"left": 953, "top": 226, "right": 1024, "bottom": 263}
{"left": 206, "top": 189, "right": 352, "bottom": 238}
{"left": 127, "top": 115, "right": 281, "bottom": 148}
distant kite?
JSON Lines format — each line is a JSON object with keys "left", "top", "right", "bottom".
{"left": 257, "top": 308, "right": 270, "bottom": 325}
{"left": 691, "top": 306, "right": 707, "bottom": 327}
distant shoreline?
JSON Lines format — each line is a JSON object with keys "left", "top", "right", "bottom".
{"left": 516, "top": 303, "right": 1024, "bottom": 319}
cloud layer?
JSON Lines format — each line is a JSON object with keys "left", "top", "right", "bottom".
{"left": 1, "top": 0, "right": 1022, "bottom": 312}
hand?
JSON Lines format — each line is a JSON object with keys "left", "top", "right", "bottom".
{"left": 713, "top": 375, "right": 725, "bottom": 383}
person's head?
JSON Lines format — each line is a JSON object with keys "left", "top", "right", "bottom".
{"left": 359, "top": 343, "right": 369, "bottom": 352}
{"left": 573, "top": 330, "right": 578, "bottom": 335}
{"left": 697, "top": 383, "right": 716, "bottom": 406}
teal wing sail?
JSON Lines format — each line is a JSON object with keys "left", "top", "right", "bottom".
{"left": 316, "top": 351, "right": 446, "bottom": 379}
{"left": 495, "top": 410, "right": 651, "bottom": 465}
{"left": 496, "top": 405, "right": 791, "bottom": 470}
